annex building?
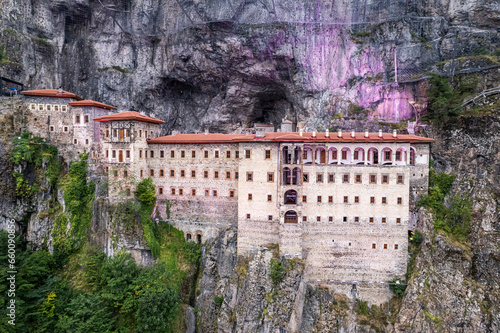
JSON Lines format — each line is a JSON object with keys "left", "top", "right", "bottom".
{"left": 20, "top": 89, "right": 434, "bottom": 296}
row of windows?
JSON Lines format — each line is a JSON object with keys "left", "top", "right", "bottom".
{"left": 106, "top": 129, "right": 154, "bottom": 139}
{"left": 133, "top": 149, "right": 264, "bottom": 160}
{"left": 141, "top": 169, "right": 240, "bottom": 179}
{"left": 159, "top": 187, "right": 236, "bottom": 198}
{"left": 30, "top": 103, "right": 68, "bottom": 112}
{"left": 245, "top": 214, "right": 403, "bottom": 224}
{"left": 74, "top": 114, "right": 90, "bottom": 124}
{"left": 298, "top": 195, "right": 404, "bottom": 205}
{"left": 300, "top": 173, "right": 404, "bottom": 185}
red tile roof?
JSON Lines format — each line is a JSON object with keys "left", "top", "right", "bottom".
{"left": 148, "top": 132, "right": 434, "bottom": 144}
{"left": 93, "top": 111, "right": 165, "bottom": 124}
{"left": 21, "top": 89, "right": 82, "bottom": 100}
{"left": 69, "top": 100, "right": 117, "bottom": 110}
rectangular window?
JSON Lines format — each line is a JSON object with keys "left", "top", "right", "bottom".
{"left": 84, "top": 115, "right": 89, "bottom": 123}
{"left": 213, "top": 190, "right": 217, "bottom": 197}
{"left": 139, "top": 130, "right": 142, "bottom": 137}
{"left": 150, "top": 169, "right": 154, "bottom": 177}
{"left": 191, "top": 189, "right": 196, "bottom": 196}
{"left": 369, "top": 217, "right": 374, "bottom": 223}
{"left": 191, "top": 170, "right": 196, "bottom": 178}
{"left": 397, "top": 175, "right": 404, "bottom": 184}
{"left": 204, "top": 150, "right": 209, "bottom": 158}
{"left": 75, "top": 115, "right": 80, "bottom": 124}
{"left": 246, "top": 214, "right": 251, "bottom": 219}
{"left": 235, "top": 172, "right": 239, "bottom": 179}
{"left": 329, "top": 216, "right": 333, "bottom": 222}
{"left": 354, "top": 216, "right": 359, "bottom": 223}
{"left": 370, "top": 196, "right": 375, "bottom": 204}
{"left": 303, "top": 173, "right": 309, "bottom": 183}
{"left": 235, "top": 151, "right": 240, "bottom": 159}
{"left": 385, "top": 151, "right": 391, "bottom": 160}
{"left": 382, "top": 197, "right": 387, "bottom": 204}
{"left": 397, "top": 197, "right": 402, "bottom": 205}
{"left": 354, "top": 151, "right": 359, "bottom": 159}
{"left": 181, "top": 170, "right": 185, "bottom": 178}
{"left": 372, "top": 243, "right": 376, "bottom": 249}
{"left": 317, "top": 196, "right": 322, "bottom": 203}
{"left": 384, "top": 244, "right": 388, "bottom": 250}
{"left": 139, "top": 150, "right": 142, "bottom": 158}
{"left": 342, "top": 150, "right": 347, "bottom": 159}
{"left": 106, "top": 150, "right": 109, "bottom": 158}
{"left": 245, "top": 150, "right": 251, "bottom": 159}
{"left": 355, "top": 174, "right": 362, "bottom": 183}
{"left": 302, "top": 216, "right": 307, "bottom": 222}
{"left": 316, "top": 174, "right": 323, "bottom": 183}
{"left": 158, "top": 187, "right": 163, "bottom": 195}
{"left": 248, "top": 193, "right": 252, "bottom": 201}
{"left": 126, "top": 150, "right": 130, "bottom": 158}
{"left": 171, "top": 188, "right": 176, "bottom": 195}
{"left": 205, "top": 190, "right": 209, "bottom": 197}
{"left": 64, "top": 126, "right": 68, "bottom": 132}
{"left": 328, "top": 196, "right": 333, "bottom": 203}
{"left": 226, "top": 151, "right": 231, "bottom": 158}
{"left": 343, "top": 174, "right": 349, "bottom": 183}
{"left": 215, "top": 151, "right": 219, "bottom": 158}
{"left": 343, "top": 216, "right": 348, "bottom": 223}
{"left": 170, "top": 150, "right": 175, "bottom": 158}
{"left": 203, "top": 171, "right": 208, "bottom": 179}
{"left": 106, "top": 129, "right": 109, "bottom": 137}
{"left": 267, "top": 194, "right": 272, "bottom": 202}
{"left": 61, "top": 105, "right": 67, "bottom": 112}
{"left": 382, "top": 217, "right": 387, "bottom": 223}
{"left": 112, "top": 150, "right": 116, "bottom": 158}
{"left": 370, "top": 174, "right": 377, "bottom": 184}
{"left": 396, "top": 218, "right": 401, "bottom": 224}
{"left": 343, "top": 196, "right": 348, "bottom": 203}
{"left": 268, "top": 215, "right": 273, "bottom": 221}
{"left": 160, "top": 150, "right": 164, "bottom": 158}
{"left": 191, "top": 150, "right": 196, "bottom": 158}
{"left": 328, "top": 174, "right": 335, "bottom": 183}
{"left": 181, "top": 150, "right": 185, "bottom": 158}
{"left": 267, "top": 173, "right": 274, "bottom": 182}
{"left": 126, "top": 129, "right": 130, "bottom": 137}
{"left": 265, "top": 150, "right": 271, "bottom": 159}
{"left": 178, "top": 189, "right": 184, "bottom": 196}
{"left": 159, "top": 169, "right": 164, "bottom": 177}
{"left": 396, "top": 151, "right": 402, "bottom": 161}
{"left": 85, "top": 139, "right": 89, "bottom": 145}
{"left": 113, "top": 129, "right": 117, "bottom": 137}
{"left": 332, "top": 150, "right": 337, "bottom": 159}
{"left": 302, "top": 195, "right": 307, "bottom": 203}
{"left": 394, "top": 244, "right": 399, "bottom": 250}
{"left": 226, "top": 171, "right": 231, "bottom": 179}
{"left": 246, "top": 172, "right": 253, "bottom": 181}
{"left": 382, "top": 174, "right": 389, "bottom": 184}
{"left": 316, "top": 216, "right": 321, "bottom": 222}
{"left": 214, "top": 171, "right": 219, "bottom": 179}
{"left": 139, "top": 169, "right": 143, "bottom": 177}
{"left": 354, "top": 196, "right": 359, "bottom": 203}
{"left": 229, "top": 190, "right": 235, "bottom": 198}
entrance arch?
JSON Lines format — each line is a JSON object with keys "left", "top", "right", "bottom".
{"left": 284, "top": 210, "right": 298, "bottom": 223}
{"left": 284, "top": 190, "right": 298, "bottom": 204}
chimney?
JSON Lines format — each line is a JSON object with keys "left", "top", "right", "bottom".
{"left": 140, "top": 111, "right": 146, "bottom": 116}
{"left": 204, "top": 128, "right": 209, "bottom": 135}
{"left": 378, "top": 129, "right": 383, "bottom": 137}
{"left": 312, "top": 131, "right": 316, "bottom": 138}
{"left": 58, "top": 87, "right": 63, "bottom": 94}
{"left": 150, "top": 113, "right": 155, "bottom": 118}
{"left": 325, "top": 129, "right": 329, "bottom": 138}
{"left": 393, "top": 129, "right": 397, "bottom": 138}
{"left": 338, "top": 129, "right": 342, "bottom": 138}
{"left": 299, "top": 128, "right": 303, "bottom": 137}
{"left": 171, "top": 130, "right": 180, "bottom": 136}
{"left": 351, "top": 130, "right": 355, "bottom": 138}
{"left": 364, "top": 130, "right": 369, "bottom": 138}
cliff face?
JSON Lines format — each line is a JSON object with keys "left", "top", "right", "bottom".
{"left": 1, "top": 0, "right": 499, "bottom": 133}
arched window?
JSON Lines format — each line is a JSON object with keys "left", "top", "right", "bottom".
{"left": 292, "top": 168, "right": 300, "bottom": 185}
{"left": 341, "top": 147, "right": 351, "bottom": 164}
{"left": 196, "top": 234, "right": 202, "bottom": 244}
{"left": 284, "top": 210, "right": 298, "bottom": 223}
{"left": 381, "top": 147, "right": 393, "bottom": 165}
{"left": 303, "top": 146, "right": 313, "bottom": 164}
{"left": 283, "top": 167, "right": 291, "bottom": 185}
{"left": 395, "top": 147, "right": 407, "bottom": 165}
{"left": 315, "top": 146, "right": 326, "bottom": 164}
{"left": 284, "top": 190, "right": 298, "bottom": 204}
{"left": 328, "top": 147, "right": 338, "bottom": 164}
{"left": 367, "top": 147, "right": 378, "bottom": 165}
{"left": 353, "top": 147, "right": 365, "bottom": 164}
{"left": 410, "top": 147, "right": 416, "bottom": 166}
{"left": 186, "top": 233, "right": 192, "bottom": 241}
{"left": 282, "top": 146, "right": 291, "bottom": 164}
{"left": 293, "top": 147, "right": 301, "bottom": 164}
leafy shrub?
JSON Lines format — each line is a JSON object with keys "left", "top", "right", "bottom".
{"left": 388, "top": 276, "right": 406, "bottom": 296}
{"left": 214, "top": 296, "right": 224, "bottom": 306}
{"left": 411, "top": 230, "right": 423, "bottom": 245}
{"left": 134, "top": 178, "right": 156, "bottom": 206}
{"left": 269, "top": 258, "right": 285, "bottom": 286}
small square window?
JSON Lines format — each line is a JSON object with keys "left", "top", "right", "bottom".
{"left": 214, "top": 171, "right": 219, "bottom": 179}
{"left": 343, "top": 216, "right": 348, "bottom": 223}
{"left": 382, "top": 174, "right": 389, "bottom": 184}
{"left": 265, "top": 150, "right": 271, "bottom": 159}
{"left": 343, "top": 174, "right": 349, "bottom": 183}
{"left": 397, "top": 175, "right": 404, "bottom": 184}
{"left": 382, "top": 217, "right": 387, "bottom": 223}
{"left": 397, "top": 197, "right": 402, "bottom": 205}
{"left": 226, "top": 151, "right": 231, "bottom": 158}
{"left": 50, "top": 126, "right": 55, "bottom": 132}
{"left": 64, "top": 126, "right": 68, "bottom": 132}
{"left": 74, "top": 139, "right": 78, "bottom": 144}
{"left": 303, "top": 173, "right": 309, "bottom": 183}
{"left": 181, "top": 170, "right": 186, "bottom": 178}
{"left": 85, "top": 138, "right": 88, "bottom": 144}
{"left": 394, "top": 244, "right": 399, "bottom": 250}
{"left": 302, "top": 195, "right": 307, "bottom": 203}
{"left": 191, "top": 189, "right": 196, "bottom": 196}
{"left": 268, "top": 215, "right": 273, "bottom": 221}
{"left": 372, "top": 243, "right": 377, "bottom": 249}
{"left": 248, "top": 193, "right": 252, "bottom": 201}
{"left": 61, "top": 105, "right": 67, "bottom": 112}
{"left": 382, "top": 197, "right": 387, "bottom": 204}
{"left": 213, "top": 190, "right": 218, "bottom": 197}
{"left": 150, "top": 150, "right": 154, "bottom": 158}
{"left": 370, "top": 174, "right": 377, "bottom": 184}
{"left": 328, "top": 174, "right": 335, "bottom": 183}
{"left": 329, "top": 216, "right": 333, "bottom": 222}
{"left": 226, "top": 171, "right": 231, "bottom": 179}
{"left": 84, "top": 115, "right": 89, "bottom": 123}
{"left": 246, "top": 172, "right": 253, "bottom": 181}
{"left": 75, "top": 115, "right": 80, "bottom": 124}
{"left": 267, "top": 195, "right": 272, "bottom": 202}
{"left": 343, "top": 196, "right": 348, "bottom": 203}
{"left": 354, "top": 196, "right": 359, "bottom": 203}
{"left": 317, "top": 196, "right": 322, "bottom": 203}
{"left": 158, "top": 187, "right": 163, "bottom": 195}
{"left": 328, "top": 196, "right": 333, "bottom": 203}
{"left": 246, "top": 213, "right": 251, "bottom": 219}
{"left": 354, "top": 216, "right": 359, "bottom": 223}
{"left": 235, "top": 172, "right": 239, "bottom": 179}
{"left": 171, "top": 188, "right": 176, "bottom": 195}
{"left": 235, "top": 151, "right": 240, "bottom": 159}
{"left": 370, "top": 196, "right": 375, "bottom": 204}
{"left": 229, "top": 190, "right": 235, "bottom": 198}
{"left": 369, "top": 217, "right": 374, "bottom": 223}
{"left": 181, "top": 150, "right": 185, "bottom": 158}
{"left": 215, "top": 151, "right": 219, "bottom": 158}
{"left": 267, "top": 173, "right": 274, "bottom": 182}
{"left": 170, "top": 150, "right": 175, "bottom": 158}
{"left": 355, "top": 174, "right": 362, "bottom": 183}
{"left": 316, "top": 174, "right": 323, "bottom": 183}
{"left": 302, "top": 216, "right": 307, "bottom": 222}
{"left": 204, "top": 171, "right": 208, "bottom": 179}
{"left": 170, "top": 170, "right": 175, "bottom": 177}
{"left": 150, "top": 169, "right": 155, "bottom": 177}
{"left": 160, "top": 151, "right": 165, "bottom": 158}
{"left": 396, "top": 218, "right": 401, "bottom": 224}
{"left": 383, "top": 244, "right": 388, "bottom": 250}
{"left": 191, "top": 170, "right": 196, "bottom": 178}
{"left": 159, "top": 169, "right": 164, "bottom": 177}
{"left": 204, "top": 150, "right": 209, "bottom": 158}
{"left": 245, "top": 150, "right": 251, "bottom": 158}
{"left": 205, "top": 190, "right": 210, "bottom": 197}
{"left": 316, "top": 216, "right": 321, "bottom": 222}
{"left": 179, "top": 189, "right": 184, "bottom": 196}
{"left": 139, "top": 150, "right": 143, "bottom": 158}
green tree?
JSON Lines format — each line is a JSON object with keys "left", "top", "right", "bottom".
{"left": 135, "top": 288, "right": 179, "bottom": 333}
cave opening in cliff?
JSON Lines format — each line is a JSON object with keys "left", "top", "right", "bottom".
{"left": 251, "top": 90, "right": 292, "bottom": 128}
